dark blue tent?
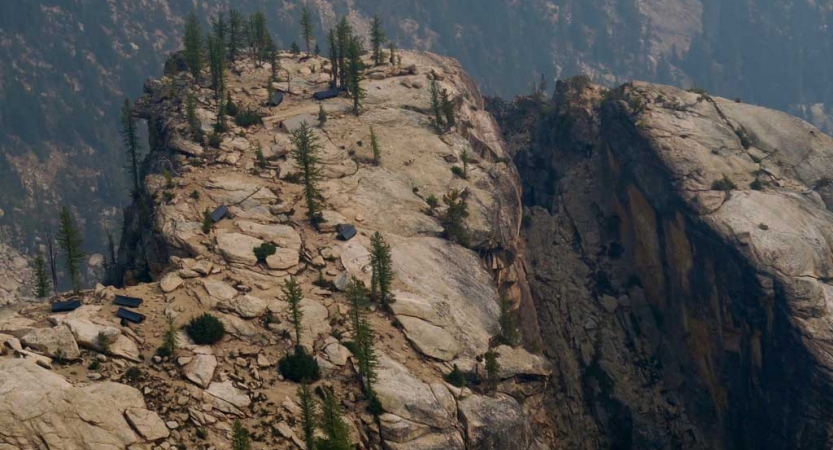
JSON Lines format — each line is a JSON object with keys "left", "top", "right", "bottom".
{"left": 313, "top": 88, "right": 340, "bottom": 101}
{"left": 268, "top": 92, "right": 284, "bottom": 107}
{"left": 210, "top": 205, "right": 229, "bottom": 223}
{"left": 51, "top": 299, "right": 82, "bottom": 313}
{"left": 116, "top": 307, "right": 146, "bottom": 324}
{"left": 113, "top": 295, "right": 143, "bottom": 308}
{"left": 336, "top": 224, "right": 357, "bottom": 241}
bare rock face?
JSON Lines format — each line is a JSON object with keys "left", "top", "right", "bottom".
{"left": 506, "top": 77, "right": 833, "bottom": 449}
{"left": 20, "top": 324, "right": 81, "bottom": 360}
{"left": 0, "top": 359, "right": 163, "bottom": 448}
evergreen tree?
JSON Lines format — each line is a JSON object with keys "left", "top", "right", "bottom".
{"left": 57, "top": 206, "right": 84, "bottom": 294}
{"left": 441, "top": 189, "right": 470, "bottom": 247}
{"left": 284, "top": 276, "right": 304, "bottom": 346}
{"left": 45, "top": 229, "right": 58, "bottom": 294}
{"left": 318, "top": 390, "right": 352, "bottom": 450}
{"left": 484, "top": 349, "right": 500, "bottom": 388}
{"left": 369, "top": 126, "right": 381, "bottom": 165}
{"left": 300, "top": 5, "right": 314, "bottom": 54}
{"left": 186, "top": 93, "right": 200, "bottom": 141}
{"left": 314, "top": 43, "right": 320, "bottom": 57}
{"left": 460, "top": 149, "right": 469, "bottom": 179}
{"left": 370, "top": 14, "right": 386, "bottom": 66}
{"left": 184, "top": 13, "right": 204, "bottom": 80}
{"left": 270, "top": 47, "right": 281, "bottom": 82}
{"left": 318, "top": 103, "right": 327, "bottom": 126}
{"left": 441, "top": 88, "right": 456, "bottom": 128}
{"left": 32, "top": 250, "right": 50, "bottom": 298}
{"left": 388, "top": 42, "right": 397, "bottom": 66}
{"left": 335, "top": 17, "right": 352, "bottom": 89}
{"left": 207, "top": 32, "right": 226, "bottom": 99}
{"left": 328, "top": 28, "right": 339, "bottom": 88}
{"left": 345, "top": 36, "right": 365, "bottom": 116}
{"left": 214, "top": 92, "right": 227, "bottom": 132}
{"left": 231, "top": 419, "right": 251, "bottom": 450}
{"left": 211, "top": 12, "right": 227, "bottom": 52}
{"left": 228, "top": 9, "right": 246, "bottom": 61}
{"left": 346, "top": 278, "right": 378, "bottom": 398}
{"left": 430, "top": 80, "right": 444, "bottom": 132}
{"left": 298, "top": 381, "right": 318, "bottom": 450}
{"left": 248, "top": 11, "right": 268, "bottom": 65}
{"left": 291, "top": 41, "right": 301, "bottom": 56}
{"left": 369, "top": 231, "right": 393, "bottom": 307}
{"left": 498, "top": 294, "right": 520, "bottom": 346}
{"left": 121, "top": 98, "right": 142, "bottom": 196}
{"left": 290, "top": 122, "right": 324, "bottom": 223}
{"left": 425, "top": 194, "right": 439, "bottom": 216}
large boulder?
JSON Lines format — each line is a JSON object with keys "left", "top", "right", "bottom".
{"left": 183, "top": 352, "right": 217, "bottom": 388}
{"left": 216, "top": 232, "right": 264, "bottom": 266}
{"left": 374, "top": 353, "right": 457, "bottom": 429}
{"left": 493, "top": 345, "right": 552, "bottom": 379}
{"left": 397, "top": 316, "right": 460, "bottom": 361}
{"left": 60, "top": 318, "right": 141, "bottom": 361}
{"left": 20, "top": 324, "right": 81, "bottom": 360}
{"left": 0, "top": 359, "right": 162, "bottom": 448}
{"left": 125, "top": 407, "right": 171, "bottom": 441}
{"left": 458, "top": 394, "right": 530, "bottom": 449}
{"left": 207, "top": 380, "right": 251, "bottom": 415}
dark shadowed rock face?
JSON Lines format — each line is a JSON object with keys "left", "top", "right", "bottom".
{"left": 495, "top": 78, "right": 833, "bottom": 449}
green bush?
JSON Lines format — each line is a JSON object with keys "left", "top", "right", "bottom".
{"left": 186, "top": 313, "right": 226, "bottom": 345}
{"left": 711, "top": 175, "right": 737, "bottom": 191}
{"left": 750, "top": 178, "right": 764, "bottom": 190}
{"left": 88, "top": 360, "right": 101, "bottom": 371}
{"left": 444, "top": 364, "right": 467, "bottom": 387}
{"left": 125, "top": 366, "right": 143, "bottom": 382}
{"left": 208, "top": 132, "right": 222, "bottom": 148}
{"left": 234, "top": 110, "right": 263, "bottom": 127}
{"left": 451, "top": 166, "right": 466, "bottom": 179}
{"left": 190, "top": 190, "right": 200, "bottom": 199}
{"left": 279, "top": 346, "right": 321, "bottom": 382}
{"left": 367, "top": 394, "right": 383, "bottom": 416}
{"left": 253, "top": 243, "right": 277, "bottom": 263}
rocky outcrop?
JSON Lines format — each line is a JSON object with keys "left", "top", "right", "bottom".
{"left": 0, "top": 358, "right": 165, "bottom": 448}
{"left": 502, "top": 77, "right": 833, "bottom": 449}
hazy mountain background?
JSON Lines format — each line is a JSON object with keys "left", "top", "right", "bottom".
{"left": 2, "top": 0, "right": 832, "bottom": 260}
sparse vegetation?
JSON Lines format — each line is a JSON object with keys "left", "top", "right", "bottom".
{"left": 430, "top": 80, "right": 444, "bottom": 132}
{"left": 370, "top": 126, "right": 381, "bottom": 165}
{"left": 484, "top": 349, "right": 500, "bottom": 388}
{"left": 712, "top": 175, "right": 737, "bottom": 191}
{"left": 186, "top": 313, "right": 226, "bottom": 345}
{"left": 57, "top": 206, "right": 84, "bottom": 294}
{"left": 445, "top": 364, "right": 468, "bottom": 387}
{"left": 190, "top": 190, "right": 200, "bottom": 200}
{"left": 318, "top": 103, "right": 327, "bottom": 126}
{"left": 253, "top": 242, "right": 277, "bottom": 263}
{"left": 425, "top": 194, "right": 439, "bottom": 216}
{"left": 32, "top": 250, "right": 50, "bottom": 298}
{"left": 202, "top": 209, "right": 213, "bottom": 234}
{"left": 440, "top": 189, "right": 470, "bottom": 247}
{"left": 234, "top": 110, "right": 263, "bottom": 127}
{"left": 369, "top": 231, "right": 394, "bottom": 308}
{"left": 279, "top": 346, "right": 321, "bottom": 382}
{"left": 750, "top": 178, "right": 764, "bottom": 190}
{"left": 232, "top": 419, "right": 251, "bottom": 450}
{"left": 496, "top": 295, "right": 520, "bottom": 347}
{"left": 157, "top": 316, "right": 178, "bottom": 357}
{"left": 125, "top": 366, "right": 143, "bottom": 382}
{"left": 290, "top": 123, "right": 324, "bottom": 224}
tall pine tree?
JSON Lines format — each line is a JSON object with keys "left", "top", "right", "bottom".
{"left": 290, "top": 123, "right": 324, "bottom": 223}
{"left": 369, "top": 126, "right": 381, "bottom": 165}
{"left": 284, "top": 276, "right": 304, "bottom": 346}
{"left": 228, "top": 9, "right": 246, "bottom": 61}
{"left": 121, "top": 98, "right": 141, "bottom": 196}
{"left": 369, "top": 231, "right": 393, "bottom": 308}
{"left": 57, "top": 207, "right": 84, "bottom": 294}
{"left": 318, "top": 389, "right": 352, "bottom": 450}
{"left": 370, "top": 14, "right": 386, "bottom": 66}
{"left": 328, "top": 28, "right": 339, "bottom": 88}
{"left": 184, "top": 13, "right": 204, "bottom": 80}
{"left": 32, "top": 250, "right": 50, "bottom": 298}
{"left": 298, "top": 381, "right": 317, "bottom": 450}
{"left": 345, "top": 36, "right": 365, "bottom": 116}
{"left": 300, "top": 5, "right": 314, "bottom": 54}
{"left": 346, "top": 277, "right": 378, "bottom": 399}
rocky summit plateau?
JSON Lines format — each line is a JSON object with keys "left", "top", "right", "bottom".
{"left": 2, "top": 17, "right": 833, "bottom": 450}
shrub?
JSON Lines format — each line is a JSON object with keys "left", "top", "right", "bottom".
{"left": 125, "top": 366, "right": 143, "bottom": 382}
{"left": 196, "top": 428, "right": 208, "bottom": 440}
{"left": 190, "top": 190, "right": 200, "bottom": 200}
{"left": 750, "top": 178, "right": 764, "bottom": 190}
{"left": 445, "top": 364, "right": 467, "bottom": 387}
{"left": 157, "top": 317, "right": 178, "bottom": 357}
{"left": 186, "top": 313, "right": 226, "bottom": 345}
{"left": 202, "top": 209, "right": 213, "bottom": 234}
{"left": 162, "top": 191, "right": 175, "bottom": 203}
{"left": 367, "top": 394, "right": 384, "bottom": 416}
{"left": 208, "top": 132, "right": 222, "bottom": 148}
{"left": 226, "top": 93, "right": 239, "bottom": 117}
{"left": 88, "top": 360, "right": 101, "bottom": 371}
{"left": 425, "top": 194, "right": 439, "bottom": 215}
{"left": 451, "top": 166, "right": 466, "bottom": 179}
{"left": 253, "top": 243, "right": 277, "bottom": 263}
{"left": 711, "top": 175, "right": 737, "bottom": 191}
{"left": 235, "top": 110, "right": 263, "bottom": 127}
{"left": 278, "top": 346, "right": 321, "bottom": 382}
{"left": 96, "top": 331, "right": 111, "bottom": 354}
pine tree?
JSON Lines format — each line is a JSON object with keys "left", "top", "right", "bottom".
{"left": 45, "top": 229, "right": 58, "bottom": 294}
{"left": 207, "top": 32, "right": 226, "bottom": 99}
{"left": 484, "top": 349, "right": 500, "bottom": 388}
{"left": 328, "top": 28, "right": 339, "bottom": 88}
{"left": 498, "top": 294, "right": 520, "bottom": 347}
{"left": 370, "top": 14, "right": 386, "bottom": 66}
{"left": 345, "top": 36, "right": 365, "bottom": 116}
{"left": 248, "top": 11, "right": 268, "bottom": 65}
{"left": 33, "top": 250, "right": 50, "bottom": 298}
{"left": 298, "top": 381, "right": 318, "bottom": 450}
{"left": 186, "top": 93, "right": 200, "bottom": 141}
{"left": 228, "top": 9, "right": 246, "bottom": 61}
{"left": 211, "top": 12, "right": 227, "bottom": 53}
{"left": 121, "top": 98, "right": 142, "bottom": 196}
{"left": 269, "top": 46, "right": 281, "bottom": 82}
{"left": 290, "top": 122, "right": 324, "bottom": 223}
{"left": 214, "top": 91, "right": 227, "bottom": 132}
{"left": 318, "top": 390, "right": 352, "bottom": 450}
{"left": 441, "top": 189, "right": 470, "bottom": 247}
{"left": 346, "top": 277, "right": 378, "bottom": 398}
{"left": 57, "top": 206, "right": 84, "bottom": 294}
{"left": 318, "top": 103, "right": 327, "bottom": 126}
{"left": 231, "top": 419, "right": 251, "bottom": 450}
{"left": 460, "top": 149, "right": 469, "bottom": 179}
{"left": 291, "top": 41, "right": 301, "bottom": 56}
{"left": 300, "top": 5, "right": 314, "bottom": 54}
{"left": 369, "top": 231, "right": 393, "bottom": 308}
{"left": 184, "top": 13, "right": 204, "bottom": 80}
{"left": 388, "top": 42, "right": 397, "bottom": 66}
{"left": 335, "top": 17, "right": 352, "bottom": 89}
{"left": 314, "top": 43, "right": 320, "bottom": 57}
{"left": 430, "top": 80, "right": 444, "bottom": 132}
{"left": 441, "top": 88, "right": 456, "bottom": 128}
{"left": 283, "top": 276, "right": 305, "bottom": 346}
{"left": 369, "top": 126, "right": 381, "bottom": 165}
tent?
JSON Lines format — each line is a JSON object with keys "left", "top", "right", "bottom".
{"left": 113, "top": 295, "right": 143, "bottom": 308}
{"left": 336, "top": 224, "right": 357, "bottom": 241}
{"left": 211, "top": 205, "right": 229, "bottom": 223}
{"left": 116, "top": 307, "right": 146, "bottom": 324}
{"left": 267, "top": 92, "right": 284, "bottom": 107}
{"left": 51, "top": 299, "right": 82, "bottom": 313}
{"left": 313, "top": 88, "right": 340, "bottom": 101}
